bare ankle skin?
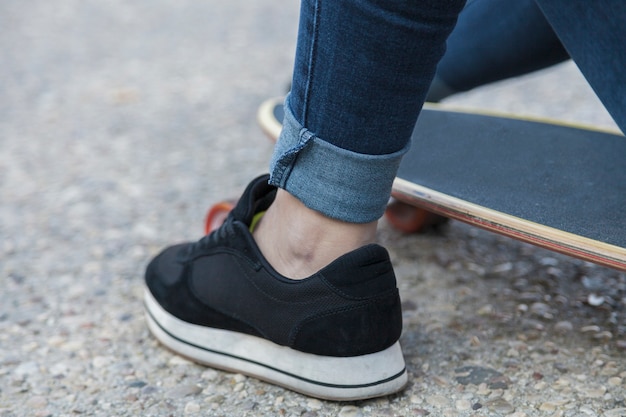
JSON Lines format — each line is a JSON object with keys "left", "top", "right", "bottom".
{"left": 252, "top": 189, "right": 378, "bottom": 279}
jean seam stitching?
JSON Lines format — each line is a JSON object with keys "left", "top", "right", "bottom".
{"left": 302, "top": 0, "right": 321, "bottom": 126}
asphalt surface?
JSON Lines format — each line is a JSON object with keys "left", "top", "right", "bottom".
{"left": 1, "top": 1, "right": 624, "bottom": 416}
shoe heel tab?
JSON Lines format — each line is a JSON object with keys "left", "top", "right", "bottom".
{"left": 321, "top": 244, "right": 397, "bottom": 299}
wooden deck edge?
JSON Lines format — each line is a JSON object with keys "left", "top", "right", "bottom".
{"left": 257, "top": 97, "right": 283, "bottom": 141}
{"left": 392, "top": 178, "right": 626, "bottom": 271}
{"left": 422, "top": 103, "right": 624, "bottom": 136}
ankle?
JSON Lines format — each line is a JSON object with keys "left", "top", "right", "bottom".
{"left": 253, "top": 189, "right": 378, "bottom": 279}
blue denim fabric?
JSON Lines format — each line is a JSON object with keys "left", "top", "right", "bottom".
{"left": 269, "top": 95, "right": 408, "bottom": 223}
{"left": 289, "top": 0, "right": 466, "bottom": 156}
{"left": 433, "top": 0, "right": 625, "bottom": 133}
{"left": 269, "top": 0, "right": 466, "bottom": 223}
{"left": 435, "top": 0, "right": 569, "bottom": 93}
{"left": 535, "top": 0, "right": 626, "bottom": 133}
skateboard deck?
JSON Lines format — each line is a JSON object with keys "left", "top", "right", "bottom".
{"left": 256, "top": 97, "right": 626, "bottom": 271}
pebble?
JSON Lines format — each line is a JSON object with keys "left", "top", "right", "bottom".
{"left": 553, "top": 362, "right": 569, "bottom": 373}
{"left": 553, "top": 378, "right": 570, "bottom": 390}
{"left": 476, "top": 383, "right": 492, "bottom": 396}
{"left": 201, "top": 369, "right": 219, "bottom": 380}
{"left": 426, "top": 395, "right": 449, "bottom": 408}
{"left": 49, "top": 362, "right": 70, "bottom": 377}
{"left": 579, "top": 405, "right": 597, "bottom": 415}
{"left": 184, "top": 402, "right": 201, "bottom": 414}
{"left": 168, "top": 356, "right": 194, "bottom": 366}
{"left": 600, "top": 362, "right": 620, "bottom": 376}
{"left": 529, "top": 302, "right": 552, "bottom": 318}
{"left": 232, "top": 373, "right": 247, "bottom": 383}
{"left": 25, "top": 396, "right": 48, "bottom": 409}
{"left": 506, "top": 347, "right": 520, "bottom": 357}
{"left": 338, "top": 405, "right": 362, "bottom": 417}
{"left": 140, "top": 385, "right": 159, "bottom": 396}
{"left": 240, "top": 400, "right": 257, "bottom": 411}
{"left": 554, "top": 321, "right": 574, "bottom": 333}
{"left": 581, "top": 325, "right": 601, "bottom": 333}
{"left": 205, "top": 394, "right": 225, "bottom": 405}
{"left": 14, "top": 361, "right": 39, "bottom": 378}
{"left": 127, "top": 380, "right": 147, "bottom": 388}
{"left": 608, "top": 377, "right": 622, "bottom": 386}
{"left": 165, "top": 384, "right": 202, "bottom": 399}
{"left": 455, "top": 366, "right": 509, "bottom": 389}
{"left": 477, "top": 304, "right": 494, "bottom": 316}
{"left": 455, "top": 399, "right": 471, "bottom": 410}
{"left": 593, "top": 331, "right": 613, "bottom": 340}
{"left": 538, "top": 399, "right": 570, "bottom": 412}
{"left": 484, "top": 398, "right": 515, "bottom": 414}
{"left": 582, "top": 275, "right": 605, "bottom": 290}
{"left": 307, "top": 399, "right": 323, "bottom": 410}
{"left": 92, "top": 356, "right": 113, "bottom": 368}
{"left": 410, "top": 395, "right": 423, "bottom": 404}
{"left": 578, "top": 385, "right": 606, "bottom": 398}
{"left": 587, "top": 293, "right": 605, "bottom": 306}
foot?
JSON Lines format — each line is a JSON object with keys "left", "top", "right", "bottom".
{"left": 144, "top": 175, "right": 407, "bottom": 400}
{"left": 252, "top": 188, "right": 378, "bottom": 279}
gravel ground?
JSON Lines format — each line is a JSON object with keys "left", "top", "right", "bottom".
{"left": 1, "top": 1, "right": 625, "bottom": 416}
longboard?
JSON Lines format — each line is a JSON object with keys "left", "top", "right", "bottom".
{"left": 256, "top": 97, "right": 626, "bottom": 271}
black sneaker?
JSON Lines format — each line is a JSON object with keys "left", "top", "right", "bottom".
{"left": 144, "top": 175, "right": 407, "bottom": 400}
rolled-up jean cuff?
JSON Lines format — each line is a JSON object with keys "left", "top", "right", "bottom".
{"left": 269, "top": 98, "right": 409, "bottom": 223}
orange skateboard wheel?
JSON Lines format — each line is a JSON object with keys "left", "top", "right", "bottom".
{"left": 385, "top": 200, "right": 448, "bottom": 234}
{"left": 204, "top": 200, "right": 236, "bottom": 235}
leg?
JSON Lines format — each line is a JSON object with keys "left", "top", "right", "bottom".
{"left": 427, "top": 0, "right": 569, "bottom": 101}
{"left": 534, "top": 0, "right": 626, "bottom": 133}
{"left": 257, "top": 0, "right": 465, "bottom": 277}
{"left": 428, "top": 0, "right": 626, "bottom": 134}
{"left": 145, "top": 0, "right": 465, "bottom": 400}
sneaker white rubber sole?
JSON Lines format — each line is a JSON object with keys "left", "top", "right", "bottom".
{"left": 144, "top": 289, "right": 408, "bottom": 400}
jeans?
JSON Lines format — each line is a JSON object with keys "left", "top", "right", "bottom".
{"left": 535, "top": 0, "right": 626, "bottom": 133}
{"left": 270, "top": 0, "right": 466, "bottom": 223}
{"left": 433, "top": 0, "right": 569, "bottom": 97}
{"left": 433, "top": 0, "right": 626, "bottom": 133}
{"left": 269, "top": 0, "right": 625, "bottom": 224}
